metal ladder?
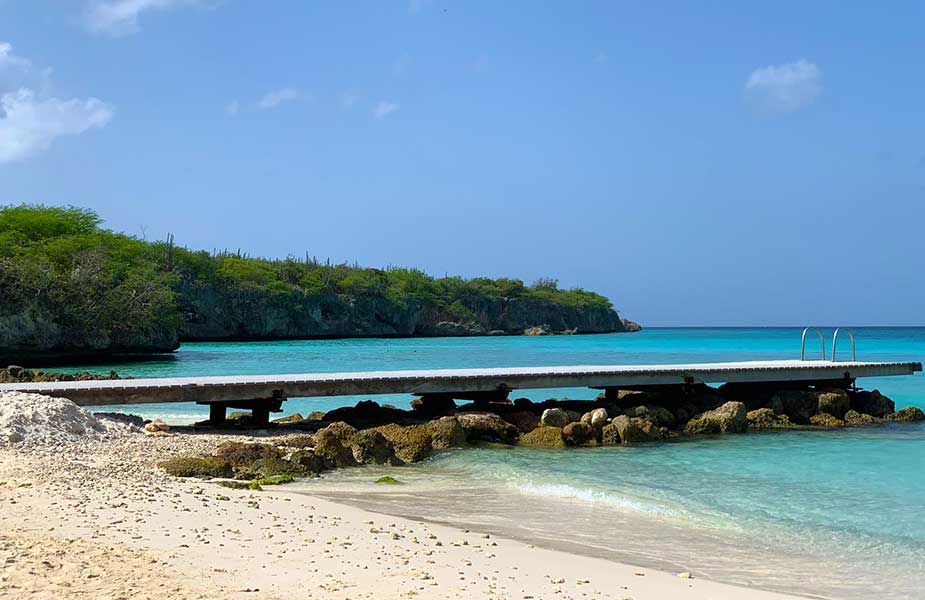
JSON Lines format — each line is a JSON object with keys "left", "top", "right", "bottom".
{"left": 801, "top": 327, "right": 856, "bottom": 361}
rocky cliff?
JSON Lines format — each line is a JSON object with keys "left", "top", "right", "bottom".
{"left": 177, "top": 280, "right": 629, "bottom": 340}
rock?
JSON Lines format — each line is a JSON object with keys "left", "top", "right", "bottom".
{"left": 886, "top": 406, "right": 925, "bottom": 422}
{"left": 562, "top": 421, "right": 597, "bottom": 446}
{"left": 602, "top": 415, "right": 667, "bottom": 445}
{"left": 307, "top": 411, "right": 327, "bottom": 421}
{"left": 159, "top": 456, "right": 233, "bottom": 479}
{"left": 375, "top": 424, "right": 433, "bottom": 463}
{"left": 248, "top": 457, "right": 299, "bottom": 477}
{"left": 410, "top": 395, "right": 457, "bottom": 417}
{"left": 770, "top": 390, "right": 818, "bottom": 424}
{"left": 350, "top": 429, "right": 399, "bottom": 465}
{"left": 272, "top": 413, "right": 304, "bottom": 424}
{"left": 288, "top": 449, "right": 326, "bottom": 475}
{"left": 323, "top": 400, "right": 409, "bottom": 429}
{"left": 455, "top": 412, "right": 519, "bottom": 443}
{"left": 816, "top": 390, "right": 850, "bottom": 420}
{"left": 844, "top": 410, "right": 882, "bottom": 426}
{"left": 95, "top": 412, "right": 146, "bottom": 428}
{"left": 281, "top": 434, "right": 315, "bottom": 449}
{"left": 622, "top": 319, "right": 642, "bottom": 332}
{"left": 502, "top": 411, "right": 541, "bottom": 433}
{"left": 565, "top": 410, "right": 582, "bottom": 424}
{"left": 850, "top": 390, "right": 895, "bottom": 418}
{"left": 215, "top": 442, "right": 281, "bottom": 467}
{"left": 143, "top": 419, "right": 169, "bottom": 433}
{"left": 524, "top": 325, "right": 551, "bottom": 336}
{"left": 684, "top": 401, "right": 747, "bottom": 434}
{"left": 580, "top": 408, "right": 609, "bottom": 434}
{"left": 519, "top": 426, "right": 567, "bottom": 448}
{"left": 540, "top": 408, "right": 570, "bottom": 428}
{"left": 313, "top": 422, "right": 360, "bottom": 468}
{"left": 625, "top": 405, "right": 675, "bottom": 428}
{"left": 746, "top": 408, "right": 792, "bottom": 429}
{"left": 428, "top": 416, "right": 467, "bottom": 449}
{"left": 810, "top": 413, "right": 846, "bottom": 428}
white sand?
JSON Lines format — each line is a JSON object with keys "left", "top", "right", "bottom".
{"left": 0, "top": 403, "right": 805, "bottom": 600}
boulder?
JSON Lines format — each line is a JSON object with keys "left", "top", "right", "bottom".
{"left": 562, "top": 421, "right": 597, "bottom": 446}
{"left": 288, "top": 449, "right": 326, "bottom": 475}
{"left": 810, "top": 413, "right": 846, "bottom": 428}
{"left": 502, "top": 411, "right": 541, "bottom": 433}
{"left": 684, "top": 401, "right": 747, "bottom": 434}
{"left": 844, "top": 410, "right": 882, "bottom": 426}
{"left": 248, "top": 457, "right": 299, "bottom": 477}
{"left": 770, "top": 390, "right": 818, "bottom": 424}
{"left": 625, "top": 405, "right": 675, "bottom": 428}
{"left": 519, "top": 426, "right": 566, "bottom": 448}
{"left": 428, "top": 416, "right": 467, "bottom": 449}
{"left": 886, "top": 406, "right": 925, "bottom": 422}
{"left": 850, "top": 390, "right": 896, "bottom": 418}
{"left": 350, "top": 429, "right": 399, "bottom": 465}
{"left": 455, "top": 412, "right": 519, "bottom": 443}
{"left": 375, "top": 424, "right": 433, "bottom": 463}
{"left": 602, "top": 415, "right": 667, "bottom": 445}
{"left": 816, "top": 390, "right": 850, "bottom": 420}
{"left": 410, "top": 395, "right": 457, "bottom": 417}
{"left": 281, "top": 434, "right": 315, "bottom": 449}
{"left": 144, "top": 419, "right": 169, "bottom": 433}
{"left": 313, "top": 422, "right": 360, "bottom": 468}
{"left": 159, "top": 456, "right": 233, "bottom": 479}
{"left": 746, "top": 408, "right": 792, "bottom": 429}
{"left": 580, "top": 408, "right": 609, "bottom": 435}
{"left": 540, "top": 408, "right": 570, "bottom": 428}
{"left": 323, "top": 400, "right": 409, "bottom": 428}
{"left": 307, "top": 411, "right": 327, "bottom": 421}
{"left": 215, "top": 442, "right": 281, "bottom": 467}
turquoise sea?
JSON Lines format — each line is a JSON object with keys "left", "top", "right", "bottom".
{"left": 53, "top": 327, "right": 925, "bottom": 599}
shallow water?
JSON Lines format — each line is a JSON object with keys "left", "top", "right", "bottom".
{"left": 45, "top": 327, "right": 925, "bottom": 598}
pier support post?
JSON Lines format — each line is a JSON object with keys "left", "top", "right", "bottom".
{"left": 209, "top": 403, "right": 227, "bottom": 425}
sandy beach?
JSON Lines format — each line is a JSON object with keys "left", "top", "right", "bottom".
{"left": 0, "top": 426, "right": 807, "bottom": 600}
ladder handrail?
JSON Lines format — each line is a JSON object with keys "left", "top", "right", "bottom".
{"left": 832, "top": 327, "right": 856, "bottom": 362}
{"left": 801, "top": 327, "right": 826, "bottom": 360}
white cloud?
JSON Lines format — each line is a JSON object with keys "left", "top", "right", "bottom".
{"left": 0, "top": 88, "right": 113, "bottom": 162}
{"left": 0, "top": 42, "right": 30, "bottom": 71}
{"left": 257, "top": 88, "right": 300, "bottom": 110}
{"left": 0, "top": 42, "right": 112, "bottom": 163}
{"left": 225, "top": 99, "right": 239, "bottom": 116}
{"left": 373, "top": 101, "right": 399, "bottom": 119}
{"left": 84, "top": 0, "right": 199, "bottom": 36}
{"left": 745, "top": 59, "right": 821, "bottom": 114}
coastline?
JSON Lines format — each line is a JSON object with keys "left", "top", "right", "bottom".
{"left": 0, "top": 431, "right": 803, "bottom": 600}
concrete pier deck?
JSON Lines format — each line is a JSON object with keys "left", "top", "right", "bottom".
{"left": 0, "top": 360, "right": 920, "bottom": 408}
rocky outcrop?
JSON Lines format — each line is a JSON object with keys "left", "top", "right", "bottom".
{"left": 562, "top": 421, "right": 597, "bottom": 446}
{"left": 684, "top": 402, "right": 747, "bottom": 434}
{"left": 455, "top": 413, "right": 519, "bottom": 443}
{"left": 850, "top": 390, "right": 895, "bottom": 418}
{"left": 816, "top": 390, "right": 850, "bottom": 420}
{"left": 810, "top": 413, "right": 846, "bottom": 428}
{"left": 844, "top": 410, "right": 882, "bottom": 426}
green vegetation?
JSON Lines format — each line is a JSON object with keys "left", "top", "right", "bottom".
{"left": 0, "top": 204, "right": 620, "bottom": 357}
{"left": 375, "top": 476, "right": 401, "bottom": 484}
{"left": 0, "top": 205, "right": 178, "bottom": 355}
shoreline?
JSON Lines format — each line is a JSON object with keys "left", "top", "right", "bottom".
{"left": 0, "top": 431, "right": 804, "bottom": 600}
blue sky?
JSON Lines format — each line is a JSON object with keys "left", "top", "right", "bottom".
{"left": 1, "top": 1, "right": 923, "bottom": 326}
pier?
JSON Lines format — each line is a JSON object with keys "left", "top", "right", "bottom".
{"left": 1, "top": 359, "right": 920, "bottom": 425}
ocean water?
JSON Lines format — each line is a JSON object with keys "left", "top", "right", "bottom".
{"left": 47, "top": 327, "right": 925, "bottom": 598}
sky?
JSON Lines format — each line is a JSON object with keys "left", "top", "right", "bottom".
{"left": 1, "top": 1, "right": 923, "bottom": 327}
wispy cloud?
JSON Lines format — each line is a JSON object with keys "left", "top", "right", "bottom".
{"left": 373, "top": 101, "right": 399, "bottom": 119}
{"left": 257, "top": 88, "right": 300, "bottom": 110}
{"left": 83, "top": 0, "right": 201, "bottom": 36}
{"left": 0, "top": 42, "right": 31, "bottom": 71}
{"left": 0, "top": 43, "right": 112, "bottom": 163}
{"left": 225, "top": 99, "right": 239, "bottom": 116}
{"left": 745, "top": 59, "right": 821, "bottom": 114}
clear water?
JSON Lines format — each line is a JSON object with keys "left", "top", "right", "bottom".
{"left": 45, "top": 327, "right": 925, "bottom": 598}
